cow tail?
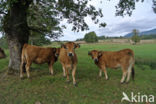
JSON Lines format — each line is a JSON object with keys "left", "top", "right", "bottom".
{"left": 132, "top": 66, "right": 135, "bottom": 81}
{"left": 21, "top": 46, "right": 26, "bottom": 73}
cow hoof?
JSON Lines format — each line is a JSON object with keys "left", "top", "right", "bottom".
{"left": 50, "top": 72, "right": 54, "bottom": 75}
{"left": 125, "top": 81, "right": 129, "bottom": 84}
{"left": 98, "top": 76, "right": 102, "bottom": 78}
{"left": 74, "top": 83, "right": 78, "bottom": 87}
{"left": 106, "top": 78, "right": 109, "bottom": 80}
{"left": 120, "top": 81, "right": 125, "bottom": 84}
{"left": 20, "top": 77, "right": 24, "bottom": 80}
{"left": 20, "top": 74, "right": 23, "bottom": 78}
{"left": 66, "top": 80, "right": 70, "bottom": 84}
{"left": 97, "top": 76, "right": 102, "bottom": 80}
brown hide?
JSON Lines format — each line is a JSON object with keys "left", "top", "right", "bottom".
{"left": 20, "top": 44, "right": 60, "bottom": 78}
{"left": 88, "top": 49, "right": 135, "bottom": 83}
{"left": 59, "top": 42, "right": 80, "bottom": 85}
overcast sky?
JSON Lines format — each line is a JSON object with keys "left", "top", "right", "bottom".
{"left": 59, "top": 0, "right": 156, "bottom": 41}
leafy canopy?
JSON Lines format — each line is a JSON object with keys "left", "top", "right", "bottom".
{"left": 0, "top": 0, "right": 104, "bottom": 39}
{"left": 84, "top": 31, "right": 98, "bottom": 43}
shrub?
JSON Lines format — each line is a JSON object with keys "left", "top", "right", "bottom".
{"left": 84, "top": 31, "right": 98, "bottom": 43}
{"left": 131, "top": 29, "right": 140, "bottom": 45}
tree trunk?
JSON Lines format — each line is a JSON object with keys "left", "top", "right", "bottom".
{"left": 3, "top": 1, "right": 31, "bottom": 74}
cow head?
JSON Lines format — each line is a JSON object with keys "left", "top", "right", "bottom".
{"left": 61, "top": 42, "right": 80, "bottom": 57}
{"left": 55, "top": 48, "right": 60, "bottom": 57}
{"left": 88, "top": 50, "right": 102, "bottom": 63}
{"left": 0, "top": 48, "right": 6, "bottom": 59}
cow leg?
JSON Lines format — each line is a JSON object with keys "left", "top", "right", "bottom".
{"left": 72, "top": 65, "right": 77, "bottom": 86}
{"left": 20, "top": 61, "right": 24, "bottom": 78}
{"left": 63, "top": 66, "right": 66, "bottom": 77}
{"left": 99, "top": 69, "right": 102, "bottom": 77}
{"left": 65, "top": 67, "right": 70, "bottom": 82}
{"left": 49, "top": 65, "right": 54, "bottom": 75}
{"left": 101, "top": 66, "right": 108, "bottom": 80}
{"left": 49, "top": 61, "right": 54, "bottom": 75}
{"left": 25, "top": 62, "right": 31, "bottom": 78}
{"left": 126, "top": 64, "right": 133, "bottom": 83}
{"left": 120, "top": 66, "right": 128, "bottom": 83}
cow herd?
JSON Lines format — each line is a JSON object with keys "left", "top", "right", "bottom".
{"left": 0, "top": 42, "right": 135, "bottom": 86}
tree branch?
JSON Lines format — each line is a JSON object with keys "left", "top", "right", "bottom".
{"left": 0, "top": 11, "right": 7, "bottom": 15}
{"left": 28, "top": 26, "right": 48, "bottom": 34}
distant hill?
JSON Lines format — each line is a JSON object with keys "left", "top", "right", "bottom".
{"left": 125, "top": 28, "right": 156, "bottom": 37}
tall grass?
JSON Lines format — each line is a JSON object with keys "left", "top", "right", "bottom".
{"left": 135, "top": 57, "right": 156, "bottom": 69}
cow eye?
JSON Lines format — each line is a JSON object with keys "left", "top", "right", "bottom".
{"left": 63, "top": 46, "right": 66, "bottom": 49}
{"left": 74, "top": 45, "right": 77, "bottom": 49}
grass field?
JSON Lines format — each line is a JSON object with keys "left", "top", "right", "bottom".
{"left": 0, "top": 43, "right": 156, "bottom": 104}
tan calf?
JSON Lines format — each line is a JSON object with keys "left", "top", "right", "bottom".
{"left": 88, "top": 49, "right": 135, "bottom": 83}
{"left": 20, "top": 44, "right": 60, "bottom": 78}
{"left": 59, "top": 42, "right": 80, "bottom": 86}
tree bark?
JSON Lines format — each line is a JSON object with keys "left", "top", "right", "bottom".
{"left": 3, "top": 0, "right": 31, "bottom": 74}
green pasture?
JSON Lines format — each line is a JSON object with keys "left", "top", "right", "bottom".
{"left": 0, "top": 43, "right": 156, "bottom": 104}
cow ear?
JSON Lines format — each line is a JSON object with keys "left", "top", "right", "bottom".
{"left": 98, "top": 51, "right": 102, "bottom": 57}
{"left": 61, "top": 44, "right": 66, "bottom": 49}
{"left": 75, "top": 43, "right": 80, "bottom": 48}
{"left": 88, "top": 51, "right": 92, "bottom": 56}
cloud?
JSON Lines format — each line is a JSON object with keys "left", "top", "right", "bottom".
{"left": 59, "top": 29, "right": 86, "bottom": 41}
{"left": 96, "top": 16, "right": 156, "bottom": 37}
{"left": 58, "top": 0, "right": 156, "bottom": 40}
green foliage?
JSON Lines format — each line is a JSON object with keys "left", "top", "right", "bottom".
{"left": 99, "top": 23, "right": 107, "bottom": 27}
{"left": 0, "top": 33, "right": 51, "bottom": 47}
{"left": 0, "top": 35, "right": 8, "bottom": 49}
{"left": 98, "top": 36, "right": 106, "bottom": 40}
{"left": 140, "top": 34, "right": 156, "bottom": 40}
{"left": 131, "top": 29, "right": 140, "bottom": 44}
{"left": 0, "top": 0, "right": 105, "bottom": 39}
{"left": 27, "top": 2, "right": 63, "bottom": 39}
{"left": 29, "top": 33, "right": 51, "bottom": 46}
{"left": 76, "top": 38, "right": 84, "bottom": 41}
{"left": 153, "top": 0, "right": 156, "bottom": 13}
{"left": 84, "top": 31, "right": 98, "bottom": 43}
{"left": 76, "top": 35, "right": 125, "bottom": 41}
{"left": 115, "top": 0, "right": 144, "bottom": 16}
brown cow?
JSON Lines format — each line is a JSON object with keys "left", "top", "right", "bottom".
{"left": 20, "top": 44, "right": 60, "bottom": 78}
{"left": 59, "top": 42, "right": 80, "bottom": 86}
{"left": 88, "top": 49, "right": 135, "bottom": 83}
{"left": 0, "top": 47, "right": 6, "bottom": 59}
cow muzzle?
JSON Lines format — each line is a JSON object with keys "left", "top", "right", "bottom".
{"left": 55, "top": 53, "right": 59, "bottom": 57}
{"left": 94, "top": 58, "right": 98, "bottom": 63}
{"left": 68, "top": 52, "right": 74, "bottom": 57}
